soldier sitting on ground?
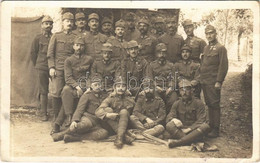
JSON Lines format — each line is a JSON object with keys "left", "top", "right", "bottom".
{"left": 130, "top": 79, "right": 166, "bottom": 137}
{"left": 166, "top": 79, "right": 210, "bottom": 148}
{"left": 51, "top": 74, "right": 109, "bottom": 142}
{"left": 51, "top": 37, "right": 93, "bottom": 134}
{"left": 175, "top": 44, "right": 200, "bottom": 98}
{"left": 95, "top": 76, "right": 136, "bottom": 149}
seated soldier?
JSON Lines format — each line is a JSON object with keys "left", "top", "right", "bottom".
{"left": 51, "top": 74, "right": 109, "bottom": 142}
{"left": 130, "top": 79, "right": 166, "bottom": 137}
{"left": 51, "top": 37, "right": 93, "bottom": 134}
{"left": 148, "top": 43, "right": 178, "bottom": 114}
{"left": 95, "top": 76, "right": 135, "bottom": 149}
{"left": 91, "top": 43, "right": 121, "bottom": 92}
{"left": 175, "top": 44, "right": 200, "bottom": 98}
{"left": 165, "top": 79, "right": 210, "bottom": 148}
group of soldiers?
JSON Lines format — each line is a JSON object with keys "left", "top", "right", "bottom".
{"left": 31, "top": 11, "right": 228, "bottom": 149}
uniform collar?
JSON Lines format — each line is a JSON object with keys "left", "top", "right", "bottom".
{"left": 73, "top": 53, "right": 81, "bottom": 59}
{"left": 63, "top": 30, "right": 72, "bottom": 35}
{"left": 187, "top": 34, "right": 194, "bottom": 39}
{"left": 157, "top": 31, "right": 164, "bottom": 36}
{"left": 140, "top": 34, "right": 148, "bottom": 39}
{"left": 209, "top": 39, "right": 218, "bottom": 46}
{"left": 182, "top": 59, "right": 191, "bottom": 65}
{"left": 145, "top": 97, "right": 154, "bottom": 102}
{"left": 158, "top": 59, "right": 166, "bottom": 65}
{"left": 181, "top": 96, "right": 193, "bottom": 105}
{"left": 90, "top": 29, "right": 99, "bottom": 35}
{"left": 42, "top": 31, "right": 52, "bottom": 38}
{"left": 103, "top": 59, "right": 111, "bottom": 65}
{"left": 77, "top": 28, "right": 86, "bottom": 33}
{"left": 116, "top": 36, "right": 124, "bottom": 42}
{"left": 130, "top": 57, "right": 138, "bottom": 62}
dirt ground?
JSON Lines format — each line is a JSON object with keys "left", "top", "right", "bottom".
{"left": 9, "top": 71, "right": 253, "bottom": 159}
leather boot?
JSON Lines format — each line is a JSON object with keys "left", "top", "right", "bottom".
{"left": 52, "top": 97, "right": 62, "bottom": 121}
{"left": 51, "top": 128, "right": 71, "bottom": 142}
{"left": 114, "top": 135, "right": 124, "bottom": 149}
{"left": 81, "top": 127, "right": 109, "bottom": 141}
{"left": 143, "top": 125, "right": 165, "bottom": 137}
{"left": 168, "top": 128, "right": 204, "bottom": 148}
{"left": 50, "top": 123, "right": 60, "bottom": 135}
{"left": 166, "top": 121, "right": 185, "bottom": 139}
{"left": 64, "top": 114, "right": 72, "bottom": 127}
{"left": 207, "top": 108, "right": 220, "bottom": 138}
{"left": 124, "top": 133, "right": 135, "bottom": 145}
{"left": 40, "top": 94, "right": 48, "bottom": 121}
{"left": 64, "top": 134, "right": 81, "bottom": 143}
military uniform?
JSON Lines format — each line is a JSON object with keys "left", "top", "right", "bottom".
{"left": 47, "top": 12, "right": 76, "bottom": 120}
{"left": 101, "top": 17, "right": 114, "bottom": 38}
{"left": 153, "top": 17, "right": 165, "bottom": 38}
{"left": 182, "top": 19, "right": 206, "bottom": 63}
{"left": 31, "top": 15, "right": 53, "bottom": 120}
{"left": 158, "top": 33, "right": 184, "bottom": 63}
{"left": 175, "top": 60, "right": 199, "bottom": 81}
{"left": 136, "top": 35, "right": 157, "bottom": 62}
{"left": 200, "top": 25, "right": 228, "bottom": 137}
{"left": 72, "top": 29, "right": 87, "bottom": 37}
{"left": 166, "top": 80, "right": 210, "bottom": 148}
{"left": 123, "top": 12, "right": 140, "bottom": 41}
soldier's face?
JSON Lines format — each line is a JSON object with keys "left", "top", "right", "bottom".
{"left": 205, "top": 31, "right": 217, "bottom": 42}
{"left": 156, "top": 51, "right": 166, "bottom": 61}
{"left": 179, "top": 87, "right": 192, "bottom": 101}
{"left": 73, "top": 43, "right": 85, "bottom": 54}
{"left": 91, "top": 82, "right": 102, "bottom": 92}
{"left": 126, "top": 20, "right": 135, "bottom": 29}
{"left": 181, "top": 50, "right": 191, "bottom": 60}
{"left": 102, "top": 51, "right": 112, "bottom": 61}
{"left": 155, "top": 22, "right": 164, "bottom": 32}
{"left": 166, "top": 19, "right": 177, "bottom": 33}
{"left": 63, "top": 19, "right": 74, "bottom": 30}
{"left": 115, "top": 27, "right": 125, "bottom": 37}
{"left": 41, "top": 21, "right": 53, "bottom": 32}
{"left": 115, "top": 84, "right": 127, "bottom": 95}
{"left": 184, "top": 25, "right": 194, "bottom": 36}
{"left": 102, "top": 23, "right": 112, "bottom": 33}
{"left": 138, "top": 23, "right": 148, "bottom": 34}
{"left": 128, "top": 47, "right": 139, "bottom": 58}
{"left": 88, "top": 19, "right": 99, "bottom": 30}
{"left": 75, "top": 18, "right": 86, "bottom": 28}
{"left": 144, "top": 87, "right": 154, "bottom": 99}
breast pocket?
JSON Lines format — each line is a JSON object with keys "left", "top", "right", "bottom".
{"left": 56, "top": 39, "right": 65, "bottom": 51}
{"left": 39, "top": 42, "right": 48, "bottom": 53}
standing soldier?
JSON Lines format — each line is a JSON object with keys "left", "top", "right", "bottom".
{"left": 95, "top": 76, "right": 135, "bottom": 149}
{"left": 123, "top": 12, "right": 140, "bottom": 41}
{"left": 136, "top": 18, "right": 157, "bottom": 62}
{"left": 130, "top": 79, "right": 166, "bottom": 137}
{"left": 166, "top": 80, "right": 210, "bottom": 148}
{"left": 107, "top": 19, "right": 128, "bottom": 61}
{"left": 47, "top": 12, "right": 76, "bottom": 121}
{"left": 158, "top": 17, "right": 184, "bottom": 63}
{"left": 91, "top": 43, "right": 121, "bottom": 92}
{"left": 51, "top": 37, "right": 93, "bottom": 134}
{"left": 31, "top": 15, "right": 53, "bottom": 121}
{"left": 51, "top": 74, "right": 109, "bottom": 143}
{"left": 72, "top": 12, "right": 87, "bottom": 37}
{"left": 200, "top": 25, "right": 228, "bottom": 138}
{"left": 101, "top": 17, "right": 114, "bottom": 38}
{"left": 175, "top": 45, "right": 200, "bottom": 98}
{"left": 84, "top": 13, "right": 108, "bottom": 61}
{"left": 148, "top": 43, "right": 178, "bottom": 114}
{"left": 153, "top": 17, "right": 165, "bottom": 38}
{"left": 182, "top": 19, "right": 207, "bottom": 63}
{"left": 121, "top": 40, "right": 149, "bottom": 96}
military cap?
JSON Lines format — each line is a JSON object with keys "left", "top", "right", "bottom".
{"left": 114, "top": 76, "right": 127, "bottom": 85}
{"left": 154, "top": 17, "right": 164, "bottom": 24}
{"left": 127, "top": 40, "right": 138, "bottom": 49}
{"left": 75, "top": 12, "right": 85, "bottom": 20}
{"left": 181, "top": 44, "right": 192, "bottom": 52}
{"left": 73, "top": 37, "right": 85, "bottom": 44}
{"left": 101, "top": 43, "right": 113, "bottom": 51}
{"left": 178, "top": 79, "right": 192, "bottom": 88}
{"left": 88, "top": 13, "right": 99, "bottom": 21}
{"left": 182, "top": 19, "right": 193, "bottom": 27}
{"left": 91, "top": 74, "right": 102, "bottom": 83}
{"left": 205, "top": 24, "right": 216, "bottom": 33}
{"left": 138, "top": 18, "right": 150, "bottom": 26}
{"left": 62, "top": 12, "right": 74, "bottom": 20}
{"left": 124, "top": 12, "right": 135, "bottom": 21}
{"left": 42, "top": 15, "right": 53, "bottom": 23}
{"left": 101, "top": 17, "right": 113, "bottom": 25}
{"left": 115, "top": 19, "right": 126, "bottom": 28}
{"left": 156, "top": 43, "right": 167, "bottom": 52}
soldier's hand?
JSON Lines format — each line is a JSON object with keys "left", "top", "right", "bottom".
{"left": 171, "top": 118, "right": 183, "bottom": 128}
{"left": 145, "top": 117, "right": 154, "bottom": 124}
{"left": 139, "top": 90, "right": 145, "bottom": 96}
{"left": 166, "top": 87, "right": 172, "bottom": 95}
{"left": 76, "top": 86, "right": 83, "bottom": 98}
{"left": 181, "top": 128, "right": 192, "bottom": 134}
{"left": 70, "top": 121, "right": 78, "bottom": 131}
{"left": 191, "top": 80, "right": 198, "bottom": 86}
{"left": 156, "top": 86, "right": 163, "bottom": 93}
{"left": 144, "top": 122, "right": 156, "bottom": 129}
{"left": 215, "top": 82, "right": 222, "bottom": 90}
{"left": 49, "top": 68, "right": 56, "bottom": 78}
{"left": 106, "top": 113, "right": 119, "bottom": 120}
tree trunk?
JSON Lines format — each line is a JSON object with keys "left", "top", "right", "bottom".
{"left": 223, "top": 9, "right": 230, "bottom": 46}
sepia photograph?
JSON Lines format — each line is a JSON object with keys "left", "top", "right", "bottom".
{"left": 1, "top": 1, "right": 259, "bottom": 162}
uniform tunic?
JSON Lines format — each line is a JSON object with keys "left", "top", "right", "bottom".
{"left": 107, "top": 37, "right": 128, "bottom": 61}
{"left": 184, "top": 35, "right": 206, "bottom": 63}
{"left": 136, "top": 34, "right": 158, "bottom": 62}
{"left": 72, "top": 28, "right": 88, "bottom": 37}
{"left": 124, "top": 28, "right": 140, "bottom": 41}
{"left": 174, "top": 60, "right": 200, "bottom": 81}
{"left": 158, "top": 33, "right": 184, "bottom": 63}
{"left": 166, "top": 97, "right": 207, "bottom": 130}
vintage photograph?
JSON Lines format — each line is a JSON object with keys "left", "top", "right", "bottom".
{"left": 1, "top": 1, "right": 259, "bottom": 162}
